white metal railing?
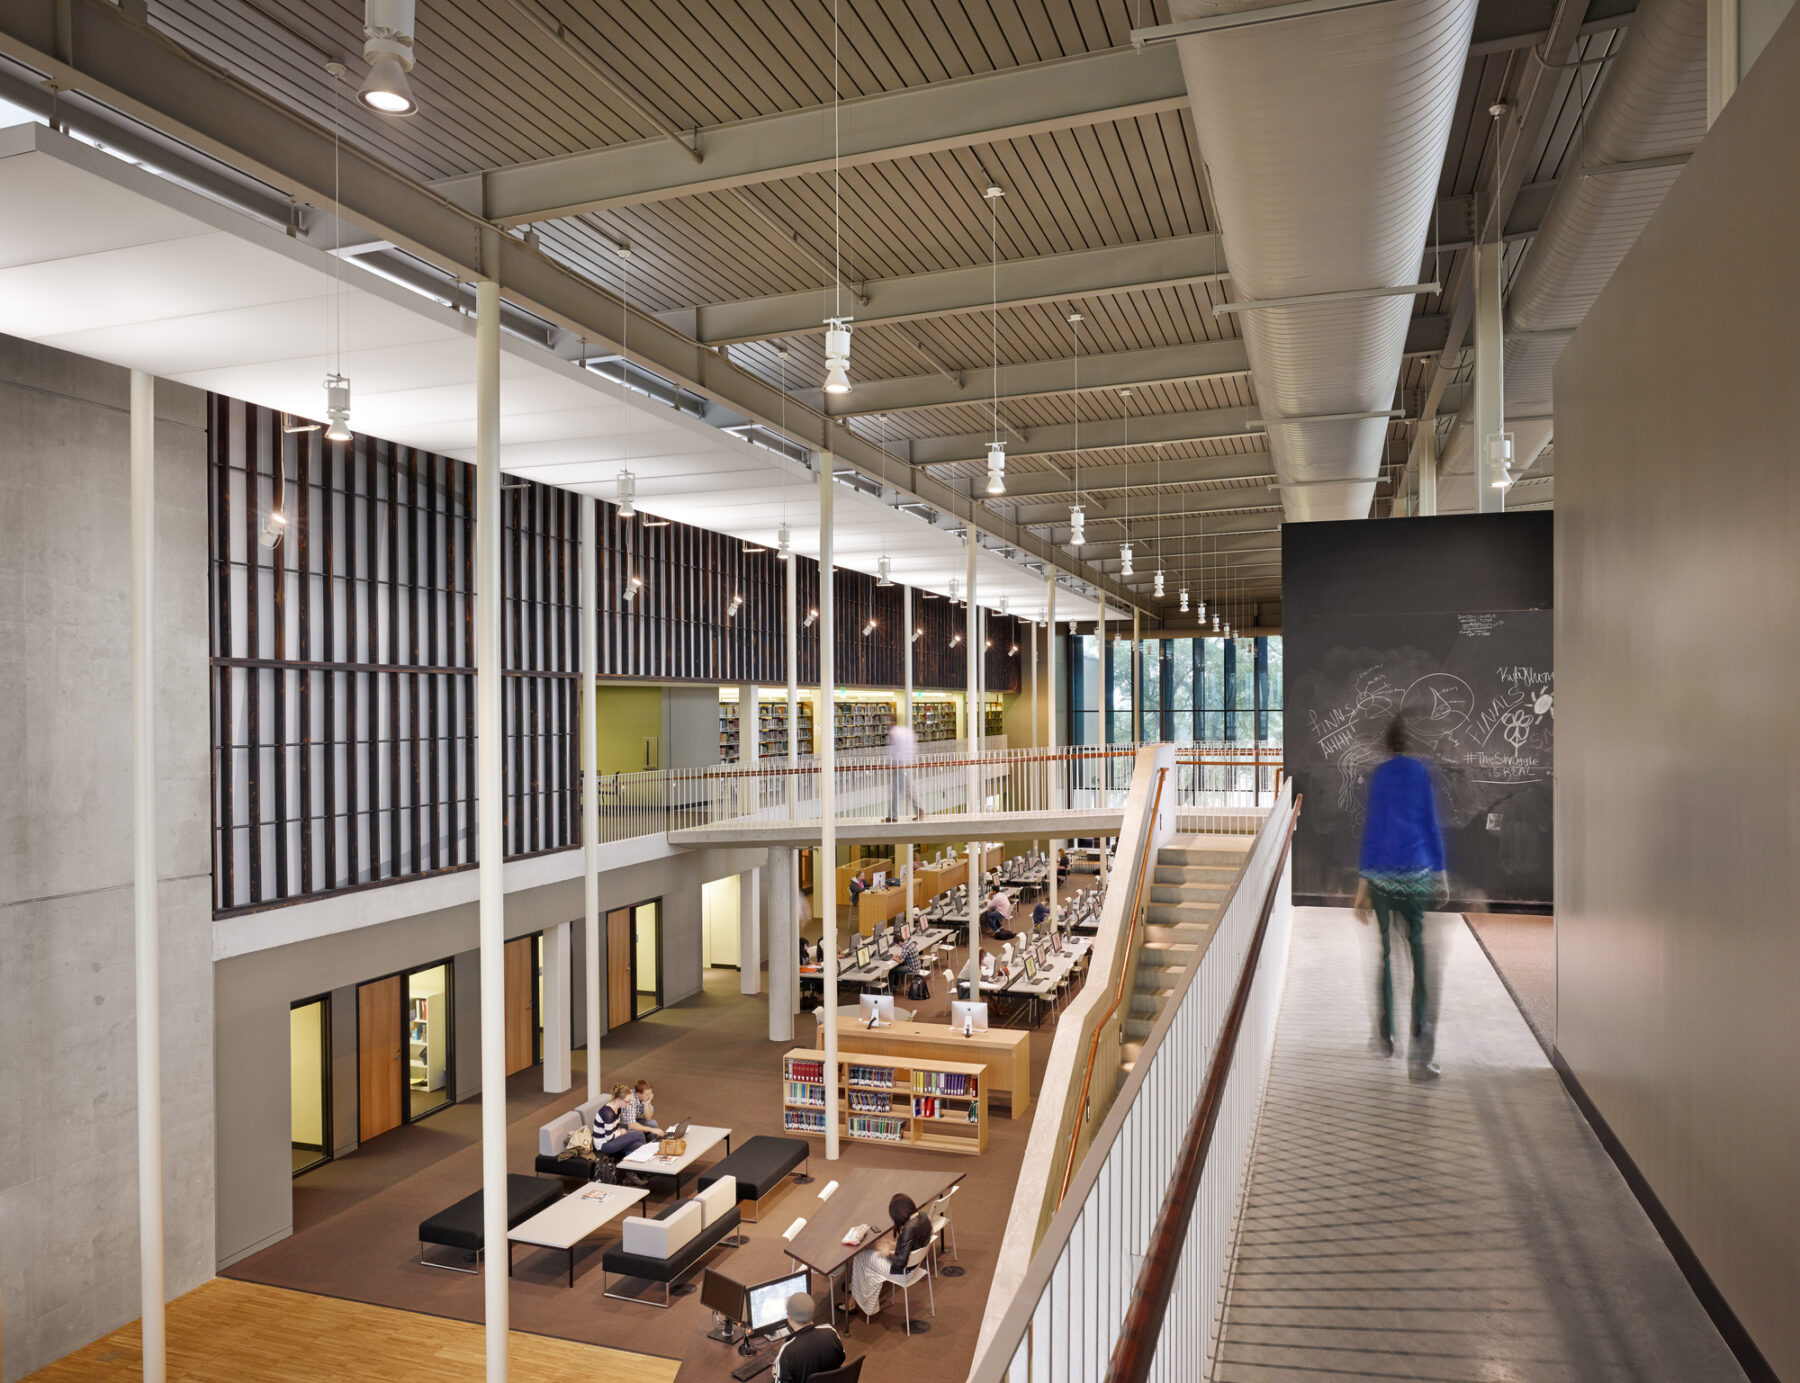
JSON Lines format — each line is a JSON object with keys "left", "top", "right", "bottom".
{"left": 585, "top": 741, "right": 1285, "bottom": 845}
{"left": 967, "top": 782, "right": 1297, "bottom": 1383}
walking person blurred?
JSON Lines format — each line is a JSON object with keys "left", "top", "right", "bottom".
{"left": 885, "top": 720, "right": 920, "bottom": 821}
{"left": 1354, "top": 717, "right": 1446, "bottom": 1080}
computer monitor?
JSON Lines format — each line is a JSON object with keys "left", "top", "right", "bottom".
{"left": 1023, "top": 952, "right": 1038, "bottom": 983}
{"left": 700, "top": 1267, "right": 748, "bottom": 1329}
{"left": 950, "top": 999, "right": 990, "bottom": 1033}
{"left": 871, "top": 870, "right": 887, "bottom": 889}
{"left": 855, "top": 944, "right": 872, "bottom": 971}
{"left": 859, "top": 993, "right": 894, "bottom": 1027}
{"left": 898, "top": 922, "right": 910, "bottom": 942}
{"left": 746, "top": 1270, "right": 810, "bottom": 1336}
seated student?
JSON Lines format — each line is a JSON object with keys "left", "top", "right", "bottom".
{"left": 848, "top": 1194, "right": 934, "bottom": 1319}
{"left": 958, "top": 945, "right": 995, "bottom": 998}
{"left": 591, "top": 1085, "right": 652, "bottom": 1161}
{"left": 980, "top": 906, "right": 1016, "bottom": 942}
{"left": 773, "top": 1292, "right": 844, "bottom": 1383}
{"left": 888, "top": 930, "right": 922, "bottom": 997}
{"left": 626, "top": 1079, "right": 662, "bottom": 1136}
{"left": 847, "top": 870, "right": 867, "bottom": 904}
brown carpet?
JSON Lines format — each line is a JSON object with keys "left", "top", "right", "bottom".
{"left": 1464, "top": 912, "right": 1555, "bottom": 1049}
{"left": 227, "top": 967, "right": 1070, "bottom": 1382}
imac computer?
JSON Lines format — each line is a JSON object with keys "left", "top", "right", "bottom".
{"left": 854, "top": 943, "right": 873, "bottom": 971}
{"left": 746, "top": 1270, "right": 810, "bottom": 1339}
{"left": 1023, "top": 952, "right": 1039, "bottom": 983}
{"left": 700, "top": 1268, "right": 748, "bottom": 1342}
{"left": 871, "top": 870, "right": 887, "bottom": 889}
{"left": 950, "top": 999, "right": 990, "bottom": 1034}
{"left": 859, "top": 992, "right": 895, "bottom": 1027}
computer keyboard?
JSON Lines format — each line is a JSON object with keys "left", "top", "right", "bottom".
{"left": 731, "top": 1342, "right": 780, "bottom": 1379}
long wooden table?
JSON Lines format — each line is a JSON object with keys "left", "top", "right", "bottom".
{"left": 784, "top": 1167, "right": 964, "bottom": 1331}
{"left": 854, "top": 844, "right": 1002, "bottom": 935}
{"left": 820, "top": 1015, "right": 1032, "bottom": 1118}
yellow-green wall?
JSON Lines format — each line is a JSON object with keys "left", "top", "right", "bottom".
{"left": 590, "top": 686, "right": 664, "bottom": 773}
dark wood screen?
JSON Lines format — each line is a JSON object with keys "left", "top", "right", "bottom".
{"left": 210, "top": 398, "right": 1021, "bottom": 915}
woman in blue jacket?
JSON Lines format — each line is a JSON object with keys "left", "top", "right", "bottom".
{"left": 1355, "top": 718, "right": 1445, "bottom": 1077}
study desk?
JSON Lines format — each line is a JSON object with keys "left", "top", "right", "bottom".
{"left": 505, "top": 1184, "right": 646, "bottom": 1287}
{"left": 782, "top": 1167, "right": 964, "bottom": 1330}
{"left": 616, "top": 1124, "right": 733, "bottom": 1199}
{"left": 819, "top": 1016, "right": 1032, "bottom": 1118}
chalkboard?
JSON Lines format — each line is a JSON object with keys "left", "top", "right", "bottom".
{"left": 1282, "top": 515, "right": 1554, "bottom": 909}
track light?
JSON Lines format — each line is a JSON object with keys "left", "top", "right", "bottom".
{"left": 323, "top": 374, "right": 352, "bottom": 442}
{"left": 877, "top": 556, "right": 893, "bottom": 587}
{"left": 357, "top": 0, "right": 418, "bottom": 115}
{"left": 622, "top": 574, "right": 643, "bottom": 605}
{"left": 1212, "top": 612, "right": 1220, "bottom": 632}
{"left": 1487, "top": 430, "right": 1515, "bottom": 488}
{"left": 863, "top": 618, "right": 877, "bottom": 636}
{"left": 985, "top": 441, "right": 1006, "bottom": 495}
{"left": 1153, "top": 569, "right": 1165, "bottom": 598}
{"left": 1119, "top": 542, "right": 1134, "bottom": 577}
{"left": 823, "top": 318, "right": 853, "bottom": 395}
{"left": 1068, "top": 504, "right": 1085, "bottom": 546}
{"left": 777, "top": 523, "right": 792, "bottom": 561}
{"left": 282, "top": 413, "right": 320, "bottom": 435}
{"left": 259, "top": 511, "right": 286, "bottom": 550}
{"left": 998, "top": 596, "right": 1009, "bottom": 616}
{"left": 803, "top": 607, "right": 819, "bottom": 629}
{"left": 729, "top": 593, "right": 744, "bottom": 618}
{"left": 615, "top": 467, "right": 637, "bottom": 519}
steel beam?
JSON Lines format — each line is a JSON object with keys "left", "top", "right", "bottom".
{"left": 977, "top": 451, "right": 1275, "bottom": 500}
{"left": 673, "top": 232, "right": 1227, "bottom": 346}
{"left": 914, "top": 405, "right": 1260, "bottom": 466}
{"left": 0, "top": 0, "right": 1149, "bottom": 616}
{"left": 1015, "top": 488, "right": 1282, "bottom": 525}
{"left": 435, "top": 44, "right": 1188, "bottom": 225}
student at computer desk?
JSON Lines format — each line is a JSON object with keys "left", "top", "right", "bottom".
{"left": 847, "top": 1194, "right": 934, "bottom": 1319}
{"left": 773, "top": 1293, "right": 844, "bottom": 1382}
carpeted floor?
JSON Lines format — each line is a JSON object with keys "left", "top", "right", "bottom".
{"left": 1465, "top": 911, "right": 1555, "bottom": 1049}
{"left": 228, "top": 965, "right": 1070, "bottom": 1382}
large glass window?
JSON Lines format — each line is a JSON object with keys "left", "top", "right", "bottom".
{"left": 1070, "top": 634, "right": 1102, "bottom": 745}
{"left": 1140, "top": 641, "right": 1163, "bottom": 742}
{"left": 407, "top": 963, "right": 453, "bottom": 1121}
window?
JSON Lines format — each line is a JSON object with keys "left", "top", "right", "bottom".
{"left": 1072, "top": 635, "right": 1284, "bottom": 749}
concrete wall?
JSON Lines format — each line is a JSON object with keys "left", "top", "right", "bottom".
{"left": 211, "top": 842, "right": 762, "bottom": 1269}
{"left": 0, "top": 337, "right": 215, "bottom": 1381}
{"left": 1554, "top": 14, "right": 1800, "bottom": 1376}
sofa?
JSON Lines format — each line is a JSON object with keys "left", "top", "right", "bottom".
{"left": 536, "top": 1098, "right": 606, "bottom": 1178}
{"left": 418, "top": 1173, "right": 563, "bottom": 1272}
{"left": 695, "top": 1136, "right": 809, "bottom": 1221}
{"left": 600, "top": 1173, "right": 742, "bottom": 1306}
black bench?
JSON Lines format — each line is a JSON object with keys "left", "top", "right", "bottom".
{"left": 695, "top": 1136, "right": 809, "bottom": 1222}
{"left": 418, "top": 1174, "right": 562, "bottom": 1273}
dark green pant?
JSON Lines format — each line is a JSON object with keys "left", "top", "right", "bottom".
{"left": 1371, "top": 887, "right": 1428, "bottom": 1043}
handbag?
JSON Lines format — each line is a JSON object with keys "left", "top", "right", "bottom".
{"left": 659, "top": 1137, "right": 687, "bottom": 1156}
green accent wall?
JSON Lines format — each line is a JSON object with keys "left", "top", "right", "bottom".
{"left": 590, "top": 686, "right": 664, "bottom": 774}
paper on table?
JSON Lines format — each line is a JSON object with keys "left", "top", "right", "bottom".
{"left": 621, "top": 1143, "right": 662, "bottom": 1164}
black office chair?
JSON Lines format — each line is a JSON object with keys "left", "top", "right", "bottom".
{"left": 811, "top": 1358, "right": 864, "bottom": 1382}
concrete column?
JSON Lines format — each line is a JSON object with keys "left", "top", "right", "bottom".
{"left": 1132, "top": 608, "right": 1141, "bottom": 742}
{"left": 1417, "top": 413, "right": 1439, "bottom": 518}
{"left": 818, "top": 454, "right": 840, "bottom": 1160}
{"left": 738, "top": 682, "right": 760, "bottom": 762}
{"left": 1474, "top": 237, "right": 1505, "bottom": 514}
{"left": 767, "top": 847, "right": 796, "bottom": 1042}
{"left": 580, "top": 496, "right": 600, "bottom": 1100}
{"left": 129, "top": 368, "right": 166, "bottom": 1383}
{"left": 903, "top": 584, "right": 914, "bottom": 753}
{"left": 541, "top": 922, "right": 571, "bottom": 1093}
{"left": 474, "top": 278, "right": 510, "bottom": 1379}
{"left": 739, "top": 866, "right": 762, "bottom": 995}
{"left": 785, "top": 535, "right": 798, "bottom": 809}
{"left": 1097, "top": 593, "right": 1109, "bottom": 744}
{"left": 965, "top": 531, "right": 979, "bottom": 810}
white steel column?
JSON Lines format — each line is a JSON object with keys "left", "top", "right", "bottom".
{"left": 1417, "top": 412, "right": 1439, "bottom": 517}
{"left": 819, "top": 454, "right": 840, "bottom": 1160}
{"left": 1474, "top": 237, "right": 1505, "bottom": 514}
{"left": 1132, "top": 608, "right": 1141, "bottom": 741}
{"left": 1097, "top": 593, "right": 1109, "bottom": 745}
{"left": 768, "top": 845, "right": 795, "bottom": 1042}
{"left": 129, "top": 368, "right": 166, "bottom": 1383}
{"left": 783, "top": 534, "right": 800, "bottom": 1025}
{"left": 474, "top": 278, "right": 510, "bottom": 1380}
{"left": 739, "top": 866, "right": 762, "bottom": 995}
{"left": 580, "top": 496, "right": 600, "bottom": 1100}
{"left": 1045, "top": 572, "right": 1058, "bottom": 927}
{"left": 902, "top": 582, "right": 914, "bottom": 924}
{"left": 965, "top": 531, "right": 981, "bottom": 947}
{"left": 903, "top": 584, "right": 914, "bottom": 767}
{"left": 541, "top": 922, "right": 571, "bottom": 1092}
{"left": 976, "top": 605, "right": 987, "bottom": 751}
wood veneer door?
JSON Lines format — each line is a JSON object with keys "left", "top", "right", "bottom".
{"left": 607, "top": 907, "right": 633, "bottom": 1030}
{"left": 504, "top": 936, "right": 533, "bottom": 1075}
{"left": 357, "top": 976, "right": 403, "bottom": 1142}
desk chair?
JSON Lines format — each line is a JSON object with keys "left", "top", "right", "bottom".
{"left": 940, "top": 968, "right": 958, "bottom": 1016}
{"left": 810, "top": 1361, "right": 864, "bottom": 1383}
{"left": 928, "top": 1185, "right": 960, "bottom": 1276}
{"left": 872, "top": 1245, "right": 935, "bottom": 1335}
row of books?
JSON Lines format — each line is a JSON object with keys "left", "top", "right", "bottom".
{"left": 785, "top": 1081, "right": 826, "bottom": 1108}
{"left": 912, "top": 1071, "right": 976, "bottom": 1096}
{"left": 786, "top": 1058, "right": 826, "bottom": 1084}
{"left": 784, "top": 1110, "right": 829, "bottom": 1134}
{"left": 846, "top": 1064, "right": 894, "bottom": 1088}
{"left": 847, "top": 1115, "right": 907, "bottom": 1142}
{"left": 848, "top": 1090, "right": 891, "bottom": 1113}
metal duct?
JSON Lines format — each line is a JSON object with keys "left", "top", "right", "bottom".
{"left": 1169, "top": 0, "right": 1478, "bottom": 521}
{"left": 1440, "top": 0, "right": 1707, "bottom": 490}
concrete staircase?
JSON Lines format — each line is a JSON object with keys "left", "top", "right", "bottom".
{"left": 1118, "top": 842, "right": 1244, "bottom": 1087}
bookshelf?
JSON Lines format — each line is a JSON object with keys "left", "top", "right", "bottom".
{"left": 984, "top": 695, "right": 1004, "bottom": 737}
{"left": 912, "top": 700, "right": 958, "bottom": 744}
{"left": 833, "top": 701, "right": 895, "bottom": 752}
{"left": 408, "top": 995, "right": 444, "bottom": 1092}
{"left": 781, "top": 1048, "right": 988, "bottom": 1155}
{"left": 722, "top": 698, "right": 819, "bottom": 762}
{"left": 718, "top": 704, "right": 741, "bottom": 762}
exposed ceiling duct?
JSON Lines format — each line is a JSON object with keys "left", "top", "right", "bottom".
{"left": 1167, "top": 0, "right": 1478, "bottom": 522}
{"left": 1439, "top": 0, "right": 1708, "bottom": 492}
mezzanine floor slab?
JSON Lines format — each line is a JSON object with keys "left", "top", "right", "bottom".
{"left": 668, "top": 807, "right": 1127, "bottom": 848}
{"left": 1212, "top": 908, "right": 1745, "bottom": 1383}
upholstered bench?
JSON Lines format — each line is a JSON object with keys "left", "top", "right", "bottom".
{"left": 600, "top": 1174, "right": 741, "bottom": 1307}
{"left": 535, "top": 1098, "right": 606, "bottom": 1178}
{"left": 695, "top": 1136, "right": 809, "bottom": 1222}
{"left": 418, "top": 1174, "right": 563, "bottom": 1272}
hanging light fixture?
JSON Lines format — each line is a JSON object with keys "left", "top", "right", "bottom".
{"left": 820, "top": 0, "right": 853, "bottom": 395}
{"left": 728, "top": 593, "right": 745, "bottom": 618}
{"left": 949, "top": 577, "right": 960, "bottom": 604}
{"left": 1069, "top": 503, "right": 1086, "bottom": 546}
{"left": 1153, "top": 569, "right": 1165, "bottom": 598}
{"left": 982, "top": 184, "right": 1007, "bottom": 495}
{"left": 803, "top": 607, "right": 819, "bottom": 629}
{"left": 323, "top": 374, "right": 352, "bottom": 442}
{"left": 823, "top": 319, "right": 853, "bottom": 395}
{"left": 1118, "top": 388, "right": 1134, "bottom": 580}
{"left": 260, "top": 445, "right": 289, "bottom": 549}
{"left": 623, "top": 574, "right": 643, "bottom": 605}
{"left": 1120, "top": 542, "right": 1134, "bottom": 577}
{"left": 862, "top": 617, "right": 877, "bottom": 636}
{"left": 615, "top": 467, "right": 637, "bottom": 519}
{"left": 357, "top": 0, "right": 418, "bottom": 114}
{"left": 1179, "top": 584, "right": 1189, "bottom": 613}
{"left": 877, "top": 555, "right": 893, "bottom": 587}
{"left": 999, "top": 596, "right": 1009, "bottom": 616}
{"left": 986, "top": 442, "right": 1007, "bottom": 496}
{"left": 777, "top": 522, "right": 792, "bottom": 561}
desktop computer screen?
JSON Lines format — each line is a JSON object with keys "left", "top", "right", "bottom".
{"left": 871, "top": 871, "right": 887, "bottom": 889}
{"left": 1023, "top": 952, "right": 1038, "bottom": 982}
{"left": 859, "top": 992, "right": 895, "bottom": 1026}
{"left": 747, "top": 1270, "right": 810, "bottom": 1334}
{"left": 700, "top": 1267, "right": 747, "bottom": 1325}
{"left": 855, "top": 944, "right": 872, "bottom": 970}
{"left": 950, "top": 999, "right": 990, "bottom": 1033}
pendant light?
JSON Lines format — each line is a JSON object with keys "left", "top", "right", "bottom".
{"left": 777, "top": 522, "right": 792, "bottom": 561}
{"left": 1117, "top": 388, "right": 1133, "bottom": 578}
{"left": 615, "top": 467, "right": 637, "bottom": 518}
{"left": 877, "top": 555, "right": 893, "bottom": 587}
{"left": 821, "top": 0, "right": 853, "bottom": 395}
{"left": 1179, "top": 583, "right": 1189, "bottom": 613}
{"left": 983, "top": 184, "right": 1006, "bottom": 495}
{"left": 357, "top": 0, "right": 418, "bottom": 115}
{"left": 1153, "top": 569, "right": 1165, "bottom": 598}
{"left": 1068, "top": 310, "right": 1085, "bottom": 546}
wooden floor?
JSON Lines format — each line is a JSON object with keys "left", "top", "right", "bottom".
{"left": 25, "top": 1278, "right": 677, "bottom": 1383}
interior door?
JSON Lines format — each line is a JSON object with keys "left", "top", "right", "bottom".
{"left": 504, "top": 936, "right": 534, "bottom": 1075}
{"left": 607, "top": 907, "right": 633, "bottom": 1030}
{"left": 357, "top": 976, "right": 403, "bottom": 1142}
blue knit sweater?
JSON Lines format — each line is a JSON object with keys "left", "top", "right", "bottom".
{"left": 1359, "top": 755, "right": 1445, "bottom": 874}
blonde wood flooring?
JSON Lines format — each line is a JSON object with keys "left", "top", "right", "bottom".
{"left": 25, "top": 1278, "right": 677, "bottom": 1383}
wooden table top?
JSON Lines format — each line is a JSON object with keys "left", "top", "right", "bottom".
{"left": 782, "top": 1167, "right": 964, "bottom": 1278}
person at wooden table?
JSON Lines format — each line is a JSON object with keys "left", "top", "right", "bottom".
{"left": 847, "top": 870, "right": 867, "bottom": 906}
{"left": 773, "top": 1292, "right": 845, "bottom": 1382}
{"left": 847, "top": 1193, "right": 934, "bottom": 1318}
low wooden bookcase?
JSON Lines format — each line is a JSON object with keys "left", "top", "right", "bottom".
{"left": 781, "top": 1048, "right": 988, "bottom": 1155}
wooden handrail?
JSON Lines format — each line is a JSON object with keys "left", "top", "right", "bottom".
{"left": 1103, "top": 794, "right": 1302, "bottom": 1383}
{"left": 1057, "top": 764, "right": 1171, "bottom": 1204}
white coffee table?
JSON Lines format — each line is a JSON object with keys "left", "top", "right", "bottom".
{"left": 506, "top": 1183, "right": 648, "bottom": 1286}
{"left": 616, "top": 1124, "right": 733, "bottom": 1199}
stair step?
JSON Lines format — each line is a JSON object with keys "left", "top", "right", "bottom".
{"left": 1123, "top": 1016, "right": 1156, "bottom": 1040}
{"left": 1147, "top": 904, "right": 1211, "bottom": 927}
{"left": 1156, "top": 849, "right": 1245, "bottom": 868}
{"left": 1150, "top": 880, "right": 1228, "bottom": 902}
{"left": 1130, "top": 989, "right": 1171, "bottom": 1016}
{"left": 1138, "top": 942, "right": 1196, "bottom": 969}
